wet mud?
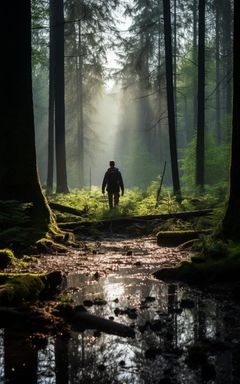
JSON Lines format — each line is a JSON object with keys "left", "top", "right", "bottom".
{"left": 1, "top": 236, "right": 240, "bottom": 383}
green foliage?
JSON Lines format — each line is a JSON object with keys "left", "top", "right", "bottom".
{"left": 49, "top": 179, "right": 225, "bottom": 225}
{"left": 180, "top": 135, "right": 230, "bottom": 190}
{"left": 50, "top": 184, "right": 182, "bottom": 221}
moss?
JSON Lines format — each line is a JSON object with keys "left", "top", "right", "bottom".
{"left": 154, "top": 240, "right": 240, "bottom": 285}
{"left": 0, "top": 248, "right": 17, "bottom": 268}
{"left": 0, "top": 271, "right": 63, "bottom": 305}
{"left": 157, "top": 229, "right": 211, "bottom": 247}
{"left": 0, "top": 274, "right": 44, "bottom": 305}
{"left": 36, "top": 238, "right": 68, "bottom": 253}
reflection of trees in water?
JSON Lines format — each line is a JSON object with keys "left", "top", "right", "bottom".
{"left": 68, "top": 330, "right": 133, "bottom": 383}
{"left": 0, "top": 330, "right": 4, "bottom": 381}
{"left": 4, "top": 329, "right": 38, "bottom": 383}
{"left": 1, "top": 283, "right": 240, "bottom": 383}
{"left": 38, "top": 338, "right": 55, "bottom": 383}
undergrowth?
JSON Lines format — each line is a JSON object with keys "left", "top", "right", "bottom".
{"left": 47, "top": 182, "right": 225, "bottom": 225}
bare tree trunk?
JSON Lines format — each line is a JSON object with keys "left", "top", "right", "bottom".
{"left": 77, "top": 17, "right": 84, "bottom": 187}
{"left": 173, "top": 0, "right": 177, "bottom": 120}
{"left": 192, "top": 0, "right": 198, "bottom": 141}
{"left": 163, "top": 0, "right": 181, "bottom": 199}
{"left": 196, "top": 0, "right": 205, "bottom": 190}
{"left": 52, "top": 0, "right": 69, "bottom": 193}
{"left": 222, "top": 0, "right": 232, "bottom": 116}
{"left": 47, "top": 2, "right": 55, "bottom": 194}
{"left": 215, "top": 0, "right": 221, "bottom": 144}
{"left": 221, "top": 0, "right": 240, "bottom": 240}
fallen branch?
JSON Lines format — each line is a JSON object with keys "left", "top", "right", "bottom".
{"left": 58, "top": 209, "right": 213, "bottom": 230}
{"left": 62, "top": 305, "right": 135, "bottom": 338}
{"left": 49, "top": 202, "right": 87, "bottom": 217}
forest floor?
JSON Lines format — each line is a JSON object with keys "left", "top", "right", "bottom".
{"left": 5, "top": 234, "right": 192, "bottom": 277}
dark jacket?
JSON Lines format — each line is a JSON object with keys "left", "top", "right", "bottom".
{"left": 102, "top": 167, "right": 124, "bottom": 193}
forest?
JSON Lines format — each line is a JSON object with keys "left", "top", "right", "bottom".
{"left": 0, "top": 0, "right": 239, "bottom": 383}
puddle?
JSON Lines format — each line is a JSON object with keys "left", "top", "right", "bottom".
{"left": 1, "top": 269, "right": 240, "bottom": 383}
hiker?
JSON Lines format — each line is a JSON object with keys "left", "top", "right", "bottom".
{"left": 102, "top": 160, "right": 124, "bottom": 209}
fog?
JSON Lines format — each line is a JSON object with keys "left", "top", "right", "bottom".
{"left": 84, "top": 86, "right": 124, "bottom": 187}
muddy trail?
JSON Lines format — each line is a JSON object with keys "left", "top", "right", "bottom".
{"left": 10, "top": 235, "right": 191, "bottom": 276}
{"left": 2, "top": 235, "right": 240, "bottom": 384}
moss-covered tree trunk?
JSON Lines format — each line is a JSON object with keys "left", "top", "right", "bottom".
{"left": 0, "top": 2, "right": 52, "bottom": 238}
{"left": 220, "top": 0, "right": 240, "bottom": 240}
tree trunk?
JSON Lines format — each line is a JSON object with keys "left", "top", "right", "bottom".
{"left": 52, "top": 0, "right": 69, "bottom": 193}
{"left": 0, "top": 1, "right": 51, "bottom": 232}
{"left": 196, "top": 0, "right": 205, "bottom": 190}
{"left": 192, "top": 0, "right": 198, "bottom": 142}
{"left": 163, "top": 0, "right": 181, "bottom": 199}
{"left": 77, "top": 17, "right": 84, "bottom": 188}
{"left": 222, "top": 0, "right": 232, "bottom": 116}
{"left": 47, "top": 1, "right": 55, "bottom": 194}
{"left": 221, "top": 0, "right": 240, "bottom": 240}
{"left": 173, "top": 0, "right": 177, "bottom": 119}
{"left": 215, "top": 0, "right": 221, "bottom": 144}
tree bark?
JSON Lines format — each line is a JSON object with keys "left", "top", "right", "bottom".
{"left": 47, "top": 1, "right": 55, "bottom": 194}
{"left": 222, "top": 0, "right": 232, "bottom": 116}
{"left": 0, "top": 0, "right": 51, "bottom": 231}
{"left": 221, "top": 0, "right": 240, "bottom": 240}
{"left": 52, "top": 0, "right": 69, "bottom": 193}
{"left": 192, "top": 0, "right": 198, "bottom": 141}
{"left": 77, "top": 17, "right": 84, "bottom": 188}
{"left": 163, "top": 0, "right": 181, "bottom": 199}
{"left": 196, "top": 0, "right": 205, "bottom": 190}
{"left": 215, "top": 0, "right": 221, "bottom": 144}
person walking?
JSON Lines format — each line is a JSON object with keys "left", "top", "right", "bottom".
{"left": 102, "top": 161, "right": 124, "bottom": 209}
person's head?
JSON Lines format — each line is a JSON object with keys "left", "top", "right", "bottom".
{"left": 109, "top": 160, "right": 115, "bottom": 167}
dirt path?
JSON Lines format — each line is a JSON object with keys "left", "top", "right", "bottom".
{"left": 8, "top": 236, "right": 192, "bottom": 276}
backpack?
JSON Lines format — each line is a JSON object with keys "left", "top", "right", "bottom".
{"left": 107, "top": 168, "right": 120, "bottom": 190}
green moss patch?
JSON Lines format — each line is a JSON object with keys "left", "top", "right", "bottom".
{"left": 36, "top": 238, "right": 68, "bottom": 253}
{"left": 0, "top": 271, "right": 63, "bottom": 305}
{"left": 157, "top": 229, "right": 212, "bottom": 247}
{"left": 154, "top": 240, "right": 240, "bottom": 286}
{"left": 0, "top": 248, "right": 17, "bottom": 268}
{"left": 0, "top": 275, "right": 44, "bottom": 305}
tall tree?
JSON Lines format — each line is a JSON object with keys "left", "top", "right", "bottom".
{"left": 46, "top": 0, "right": 55, "bottom": 194}
{"left": 215, "top": 0, "right": 221, "bottom": 144}
{"left": 220, "top": 0, "right": 240, "bottom": 240}
{"left": 76, "top": 8, "right": 84, "bottom": 187}
{"left": 51, "top": 0, "right": 69, "bottom": 193}
{"left": 0, "top": 1, "right": 52, "bottom": 237}
{"left": 163, "top": 0, "right": 181, "bottom": 198}
{"left": 192, "top": 0, "right": 198, "bottom": 140}
{"left": 222, "top": 0, "right": 232, "bottom": 116}
{"left": 195, "top": 0, "right": 205, "bottom": 190}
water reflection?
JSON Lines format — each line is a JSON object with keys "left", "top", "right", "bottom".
{"left": 0, "top": 272, "right": 240, "bottom": 383}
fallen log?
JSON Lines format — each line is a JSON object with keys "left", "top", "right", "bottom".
{"left": 49, "top": 202, "right": 86, "bottom": 217}
{"left": 58, "top": 209, "right": 213, "bottom": 230}
{"left": 61, "top": 305, "right": 135, "bottom": 338}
